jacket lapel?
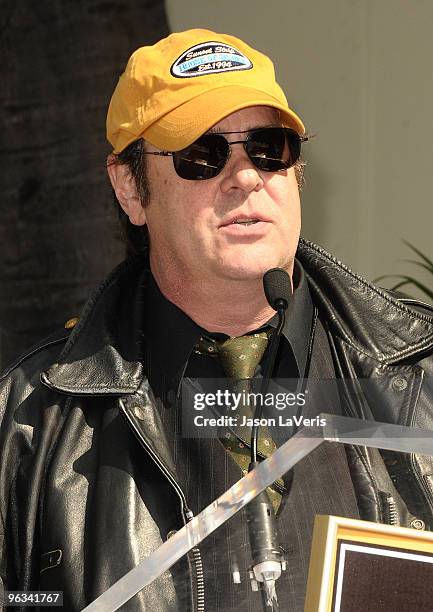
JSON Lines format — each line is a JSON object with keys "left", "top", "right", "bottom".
{"left": 297, "top": 238, "right": 433, "bottom": 365}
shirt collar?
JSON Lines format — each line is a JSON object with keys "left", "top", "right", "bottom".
{"left": 144, "top": 270, "right": 203, "bottom": 394}
{"left": 266, "top": 259, "right": 314, "bottom": 377}
{"left": 144, "top": 258, "right": 314, "bottom": 393}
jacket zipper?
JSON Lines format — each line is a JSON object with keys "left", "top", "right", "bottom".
{"left": 406, "top": 369, "right": 433, "bottom": 523}
{"left": 383, "top": 494, "right": 398, "bottom": 526}
{"left": 119, "top": 400, "right": 205, "bottom": 612}
{"left": 186, "top": 510, "right": 205, "bottom": 612}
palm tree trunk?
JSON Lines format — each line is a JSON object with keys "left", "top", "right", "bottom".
{"left": 0, "top": 0, "right": 169, "bottom": 369}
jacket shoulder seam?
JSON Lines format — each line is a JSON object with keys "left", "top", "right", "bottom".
{"left": 299, "top": 238, "right": 433, "bottom": 325}
{"left": 336, "top": 320, "right": 433, "bottom": 365}
{"left": 396, "top": 297, "right": 433, "bottom": 315}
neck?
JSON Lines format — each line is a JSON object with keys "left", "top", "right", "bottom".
{"left": 149, "top": 258, "right": 294, "bottom": 337}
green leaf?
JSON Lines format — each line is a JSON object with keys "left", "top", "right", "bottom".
{"left": 374, "top": 274, "right": 389, "bottom": 283}
{"left": 374, "top": 241, "right": 433, "bottom": 301}
{"left": 389, "top": 275, "right": 433, "bottom": 301}
{"left": 389, "top": 280, "right": 412, "bottom": 292}
{"left": 403, "top": 240, "right": 433, "bottom": 271}
{"left": 399, "top": 260, "right": 433, "bottom": 276}
{"left": 375, "top": 274, "right": 410, "bottom": 283}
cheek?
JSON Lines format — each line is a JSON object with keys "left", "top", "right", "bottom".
{"left": 268, "top": 174, "right": 300, "bottom": 216}
{"left": 148, "top": 185, "right": 215, "bottom": 251}
{"left": 180, "top": 184, "right": 219, "bottom": 228}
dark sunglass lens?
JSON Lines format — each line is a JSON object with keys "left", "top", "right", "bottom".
{"left": 173, "top": 135, "right": 228, "bottom": 180}
{"left": 246, "top": 128, "right": 300, "bottom": 171}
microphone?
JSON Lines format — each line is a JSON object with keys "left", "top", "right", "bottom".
{"left": 252, "top": 268, "right": 293, "bottom": 461}
{"left": 246, "top": 269, "right": 292, "bottom": 609}
{"left": 263, "top": 268, "right": 292, "bottom": 312}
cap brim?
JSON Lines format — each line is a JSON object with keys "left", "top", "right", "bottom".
{"left": 142, "top": 85, "right": 305, "bottom": 151}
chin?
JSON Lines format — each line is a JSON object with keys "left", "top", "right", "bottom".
{"left": 215, "top": 253, "right": 292, "bottom": 281}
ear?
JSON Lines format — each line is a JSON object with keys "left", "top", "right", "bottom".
{"left": 106, "top": 155, "right": 146, "bottom": 226}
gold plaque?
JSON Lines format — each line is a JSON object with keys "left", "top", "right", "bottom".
{"left": 305, "top": 515, "right": 433, "bottom": 611}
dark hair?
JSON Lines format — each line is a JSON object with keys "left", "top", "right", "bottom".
{"left": 110, "top": 139, "right": 150, "bottom": 258}
{"left": 110, "top": 137, "right": 306, "bottom": 257}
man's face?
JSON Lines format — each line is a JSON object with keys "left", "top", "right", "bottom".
{"left": 144, "top": 106, "right": 301, "bottom": 283}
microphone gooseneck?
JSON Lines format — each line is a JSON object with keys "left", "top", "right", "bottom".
{"left": 246, "top": 268, "right": 292, "bottom": 610}
{"left": 251, "top": 268, "right": 292, "bottom": 463}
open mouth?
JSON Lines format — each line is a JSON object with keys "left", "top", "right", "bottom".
{"left": 231, "top": 219, "right": 260, "bottom": 226}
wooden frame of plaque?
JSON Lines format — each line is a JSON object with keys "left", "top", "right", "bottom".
{"left": 304, "top": 515, "right": 433, "bottom": 612}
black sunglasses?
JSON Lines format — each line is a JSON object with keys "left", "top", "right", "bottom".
{"left": 142, "top": 127, "right": 308, "bottom": 180}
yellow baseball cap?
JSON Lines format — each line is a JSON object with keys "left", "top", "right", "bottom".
{"left": 107, "top": 28, "right": 305, "bottom": 153}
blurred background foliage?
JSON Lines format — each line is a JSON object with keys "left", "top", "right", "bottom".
{"left": 376, "top": 241, "right": 433, "bottom": 302}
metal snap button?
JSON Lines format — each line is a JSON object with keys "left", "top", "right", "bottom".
{"left": 133, "top": 406, "right": 145, "bottom": 420}
{"left": 410, "top": 518, "right": 425, "bottom": 530}
{"left": 392, "top": 376, "right": 408, "bottom": 391}
{"left": 64, "top": 316, "right": 79, "bottom": 329}
{"left": 167, "top": 529, "right": 178, "bottom": 540}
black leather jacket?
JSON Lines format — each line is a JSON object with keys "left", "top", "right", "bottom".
{"left": 1, "top": 238, "right": 433, "bottom": 611}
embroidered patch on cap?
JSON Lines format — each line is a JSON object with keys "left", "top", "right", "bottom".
{"left": 171, "top": 41, "right": 253, "bottom": 78}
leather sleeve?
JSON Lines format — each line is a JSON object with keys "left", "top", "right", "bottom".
{"left": 0, "top": 338, "right": 68, "bottom": 597}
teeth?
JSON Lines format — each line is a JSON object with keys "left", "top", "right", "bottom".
{"left": 232, "top": 219, "right": 259, "bottom": 225}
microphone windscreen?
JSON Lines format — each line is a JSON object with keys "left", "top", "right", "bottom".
{"left": 263, "top": 268, "right": 292, "bottom": 310}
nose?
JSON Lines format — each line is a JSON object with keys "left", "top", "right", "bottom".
{"left": 219, "top": 144, "right": 264, "bottom": 193}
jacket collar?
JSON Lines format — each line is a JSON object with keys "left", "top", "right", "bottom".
{"left": 41, "top": 239, "right": 433, "bottom": 396}
{"left": 297, "top": 238, "right": 433, "bottom": 364}
{"left": 41, "top": 257, "right": 147, "bottom": 395}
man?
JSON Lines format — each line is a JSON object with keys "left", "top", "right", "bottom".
{"left": 1, "top": 28, "right": 433, "bottom": 611}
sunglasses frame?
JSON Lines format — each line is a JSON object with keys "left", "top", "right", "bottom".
{"left": 141, "top": 126, "right": 309, "bottom": 181}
